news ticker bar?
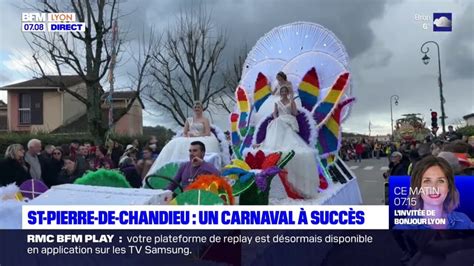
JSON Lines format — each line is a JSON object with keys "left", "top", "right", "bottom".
{"left": 21, "top": 12, "right": 85, "bottom": 32}
{"left": 22, "top": 205, "right": 389, "bottom": 230}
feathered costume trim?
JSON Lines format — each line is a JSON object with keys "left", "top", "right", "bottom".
{"left": 173, "top": 125, "right": 231, "bottom": 166}
{"left": 252, "top": 107, "right": 317, "bottom": 148}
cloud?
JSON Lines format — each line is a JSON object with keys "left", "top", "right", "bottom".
{"left": 3, "top": 50, "right": 34, "bottom": 72}
{"left": 0, "top": 71, "right": 11, "bottom": 84}
{"left": 114, "top": 0, "right": 393, "bottom": 128}
{"left": 444, "top": 2, "right": 474, "bottom": 79}
{"left": 433, "top": 16, "right": 452, "bottom": 27}
{"left": 1, "top": 49, "right": 60, "bottom": 84}
{"left": 355, "top": 42, "right": 393, "bottom": 69}
{"left": 341, "top": 0, "right": 473, "bottom": 135}
{"left": 1, "top": 0, "right": 471, "bottom": 136}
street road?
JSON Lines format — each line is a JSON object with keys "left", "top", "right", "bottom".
{"left": 346, "top": 157, "right": 390, "bottom": 205}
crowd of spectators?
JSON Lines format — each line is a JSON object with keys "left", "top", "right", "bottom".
{"left": 340, "top": 126, "right": 473, "bottom": 178}
{"left": 0, "top": 136, "right": 162, "bottom": 189}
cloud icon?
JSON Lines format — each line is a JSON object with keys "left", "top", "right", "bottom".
{"left": 434, "top": 16, "right": 451, "bottom": 27}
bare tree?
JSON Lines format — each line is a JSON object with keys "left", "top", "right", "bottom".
{"left": 147, "top": 7, "right": 227, "bottom": 126}
{"left": 213, "top": 44, "right": 248, "bottom": 113}
{"left": 111, "top": 28, "right": 156, "bottom": 124}
{"left": 450, "top": 117, "right": 466, "bottom": 129}
{"left": 25, "top": 0, "right": 152, "bottom": 144}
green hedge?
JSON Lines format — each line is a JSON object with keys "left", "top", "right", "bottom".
{"left": 0, "top": 129, "right": 174, "bottom": 159}
{"left": 457, "top": 125, "right": 474, "bottom": 137}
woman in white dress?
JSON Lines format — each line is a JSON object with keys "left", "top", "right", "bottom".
{"left": 260, "top": 86, "right": 319, "bottom": 199}
{"left": 272, "top": 71, "right": 294, "bottom": 97}
{"left": 262, "top": 86, "right": 307, "bottom": 149}
{"left": 147, "top": 101, "right": 221, "bottom": 175}
{"left": 183, "top": 102, "right": 211, "bottom": 137}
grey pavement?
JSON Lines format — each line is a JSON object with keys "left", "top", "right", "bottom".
{"left": 346, "top": 157, "right": 390, "bottom": 205}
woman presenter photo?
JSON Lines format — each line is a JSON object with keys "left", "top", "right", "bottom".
{"left": 397, "top": 155, "right": 473, "bottom": 229}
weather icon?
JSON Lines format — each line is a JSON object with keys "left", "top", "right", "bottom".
{"left": 433, "top": 13, "right": 452, "bottom": 32}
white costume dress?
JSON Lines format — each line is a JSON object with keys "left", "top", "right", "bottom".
{"left": 147, "top": 117, "right": 221, "bottom": 176}
{"left": 259, "top": 100, "right": 319, "bottom": 199}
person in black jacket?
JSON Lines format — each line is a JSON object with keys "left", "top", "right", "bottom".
{"left": 383, "top": 151, "right": 409, "bottom": 178}
{"left": 57, "top": 156, "right": 86, "bottom": 184}
{"left": 110, "top": 140, "right": 124, "bottom": 169}
{"left": 42, "top": 147, "right": 65, "bottom": 187}
{"left": 40, "top": 144, "right": 55, "bottom": 161}
{"left": 0, "top": 144, "right": 31, "bottom": 186}
{"left": 76, "top": 145, "right": 91, "bottom": 173}
{"left": 119, "top": 157, "right": 142, "bottom": 188}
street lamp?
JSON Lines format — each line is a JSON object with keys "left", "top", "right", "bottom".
{"left": 420, "top": 41, "right": 446, "bottom": 134}
{"left": 422, "top": 54, "right": 430, "bottom": 65}
{"left": 390, "top": 95, "right": 399, "bottom": 141}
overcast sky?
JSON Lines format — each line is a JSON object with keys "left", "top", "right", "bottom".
{"left": 1, "top": 0, "right": 472, "bottom": 135}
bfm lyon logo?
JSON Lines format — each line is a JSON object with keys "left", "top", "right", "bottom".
{"left": 433, "top": 13, "right": 452, "bottom": 32}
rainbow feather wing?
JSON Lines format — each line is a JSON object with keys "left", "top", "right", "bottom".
{"left": 316, "top": 97, "right": 355, "bottom": 157}
{"left": 236, "top": 87, "right": 250, "bottom": 136}
{"left": 230, "top": 113, "right": 242, "bottom": 158}
{"left": 253, "top": 73, "right": 271, "bottom": 112}
{"left": 298, "top": 67, "right": 320, "bottom": 111}
{"left": 254, "top": 115, "right": 274, "bottom": 144}
{"left": 296, "top": 111, "right": 312, "bottom": 145}
{"left": 313, "top": 72, "right": 349, "bottom": 125}
{"left": 240, "top": 125, "right": 255, "bottom": 154}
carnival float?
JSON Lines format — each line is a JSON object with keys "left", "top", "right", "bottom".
{"left": 1, "top": 22, "right": 362, "bottom": 228}
{"left": 393, "top": 113, "right": 431, "bottom": 142}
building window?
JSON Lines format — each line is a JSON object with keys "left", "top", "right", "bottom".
{"left": 19, "top": 93, "right": 31, "bottom": 124}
